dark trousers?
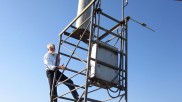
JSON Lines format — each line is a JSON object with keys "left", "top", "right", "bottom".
{"left": 46, "top": 70, "right": 79, "bottom": 102}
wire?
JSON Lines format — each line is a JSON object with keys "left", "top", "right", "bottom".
{"left": 107, "top": 88, "right": 121, "bottom": 98}
{"left": 106, "top": 72, "right": 122, "bottom": 98}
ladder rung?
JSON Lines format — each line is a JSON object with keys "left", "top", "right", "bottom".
{"left": 59, "top": 52, "right": 87, "bottom": 63}
{"left": 58, "top": 96, "right": 103, "bottom": 102}
{"left": 62, "top": 40, "right": 88, "bottom": 51}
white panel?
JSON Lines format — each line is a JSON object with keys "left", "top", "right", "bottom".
{"left": 90, "top": 42, "right": 119, "bottom": 84}
{"left": 96, "top": 45, "right": 118, "bottom": 67}
{"left": 95, "top": 64, "right": 119, "bottom": 84}
{"left": 90, "top": 44, "right": 97, "bottom": 77}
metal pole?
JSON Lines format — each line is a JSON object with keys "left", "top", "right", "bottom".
{"left": 122, "top": 1, "right": 128, "bottom": 102}
{"left": 121, "top": 0, "right": 125, "bottom": 89}
{"left": 84, "top": 1, "right": 95, "bottom": 102}
{"left": 123, "top": 0, "right": 129, "bottom": 101}
{"left": 50, "top": 35, "right": 63, "bottom": 102}
{"left": 125, "top": 17, "right": 129, "bottom": 102}
{"left": 50, "top": 70, "right": 58, "bottom": 102}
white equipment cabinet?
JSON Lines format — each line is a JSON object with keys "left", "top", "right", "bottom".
{"left": 90, "top": 41, "right": 119, "bottom": 85}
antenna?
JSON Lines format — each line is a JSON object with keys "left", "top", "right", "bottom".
{"left": 130, "top": 17, "right": 155, "bottom": 32}
{"left": 126, "top": 0, "right": 128, "bottom": 4}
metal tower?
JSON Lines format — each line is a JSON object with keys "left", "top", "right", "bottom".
{"left": 51, "top": 0, "right": 129, "bottom": 102}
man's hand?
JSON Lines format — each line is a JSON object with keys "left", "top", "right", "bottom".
{"left": 58, "top": 65, "right": 66, "bottom": 70}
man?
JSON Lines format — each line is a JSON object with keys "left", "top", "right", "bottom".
{"left": 43, "top": 43, "right": 79, "bottom": 102}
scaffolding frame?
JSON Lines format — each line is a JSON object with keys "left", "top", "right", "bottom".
{"left": 51, "top": 0, "right": 129, "bottom": 102}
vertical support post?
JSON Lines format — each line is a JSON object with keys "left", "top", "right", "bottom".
{"left": 122, "top": 1, "right": 128, "bottom": 102}
{"left": 121, "top": 0, "right": 125, "bottom": 89}
{"left": 50, "top": 35, "right": 63, "bottom": 102}
{"left": 84, "top": 1, "right": 95, "bottom": 102}
{"left": 96, "top": 0, "right": 101, "bottom": 40}
{"left": 125, "top": 18, "right": 128, "bottom": 102}
{"left": 94, "top": 0, "right": 101, "bottom": 84}
{"left": 50, "top": 70, "right": 57, "bottom": 102}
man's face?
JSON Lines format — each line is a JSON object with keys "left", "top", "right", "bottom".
{"left": 49, "top": 46, "right": 55, "bottom": 54}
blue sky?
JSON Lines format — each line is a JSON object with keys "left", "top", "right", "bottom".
{"left": 0, "top": 0, "right": 182, "bottom": 102}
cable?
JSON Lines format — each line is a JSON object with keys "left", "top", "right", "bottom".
{"left": 107, "top": 88, "right": 121, "bottom": 98}
{"left": 106, "top": 72, "right": 122, "bottom": 98}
